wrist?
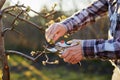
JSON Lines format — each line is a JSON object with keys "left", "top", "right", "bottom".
{"left": 59, "top": 23, "right": 68, "bottom": 33}
{"left": 81, "top": 40, "right": 96, "bottom": 59}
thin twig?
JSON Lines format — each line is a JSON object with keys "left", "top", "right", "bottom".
{"left": 2, "top": 27, "right": 24, "bottom": 37}
{"left": 45, "top": 11, "right": 56, "bottom": 18}
{"left": 11, "top": 10, "right": 24, "bottom": 30}
{"left": 2, "top": 4, "right": 45, "bottom": 18}
{"left": 5, "top": 12, "right": 45, "bottom": 33}
{"left": 1, "top": 28, "right": 11, "bottom": 36}
{"left": 5, "top": 50, "right": 44, "bottom": 62}
{"left": 1, "top": 5, "right": 23, "bottom": 13}
{"left": 0, "top": 0, "right": 6, "bottom": 9}
{"left": 22, "top": 5, "right": 44, "bottom": 16}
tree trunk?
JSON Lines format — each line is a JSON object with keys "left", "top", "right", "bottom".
{"left": 0, "top": 16, "right": 10, "bottom": 80}
{"left": 0, "top": 0, "right": 10, "bottom": 80}
{"left": 0, "top": 0, "right": 6, "bottom": 9}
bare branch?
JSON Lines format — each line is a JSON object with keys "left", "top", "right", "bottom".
{"left": 5, "top": 12, "right": 45, "bottom": 33}
{"left": 2, "top": 27, "right": 25, "bottom": 37}
{"left": 45, "top": 11, "right": 56, "bottom": 18}
{"left": 11, "top": 10, "right": 24, "bottom": 30}
{"left": 1, "top": 28, "right": 11, "bottom": 36}
{"left": 22, "top": 5, "right": 44, "bottom": 16}
{"left": 5, "top": 50, "right": 44, "bottom": 62}
{"left": 2, "top": 5, "right": 20, "bottom": 13}
{"left": 0, "top": 0, "right": 6, "bottom": 9}
{"left": 2, "top": 4, "right": 45, "bottom": 18}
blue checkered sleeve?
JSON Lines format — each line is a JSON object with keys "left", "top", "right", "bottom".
{"left": 81, "top": 38, "right": 120, "bottom": 59}
{"left": 60, "top": 0, "right": 108, "bottom": 34}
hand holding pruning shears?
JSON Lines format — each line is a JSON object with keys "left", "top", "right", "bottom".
{"left": 46, "top": 40, "right": 83, "bottom": 65}
{"left": 45, "top": 23, "right": 83, "bottom": 64}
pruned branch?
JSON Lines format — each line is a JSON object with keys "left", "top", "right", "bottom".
{"left": 5, "top": 50, "right": 44, "bottom": 62}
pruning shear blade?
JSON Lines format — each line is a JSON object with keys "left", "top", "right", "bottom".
{"left": 46, "top": 41, "right": 70, "bottom": 53}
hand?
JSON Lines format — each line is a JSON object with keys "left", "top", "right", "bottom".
{"left": 45, "top": 23, "right": 67, "bottom": 42}
{"left": 61, "top": 39, "right": 83, "bottom": 64}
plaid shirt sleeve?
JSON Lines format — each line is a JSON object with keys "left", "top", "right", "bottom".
{"left": 60, "top": 0, "right": 108, "bottom": 34}
{"left": 81, "top": 38, "right": 120, "bottom": 59}
{"left": 60, "top": 0, "right": 120, "bottom": 59}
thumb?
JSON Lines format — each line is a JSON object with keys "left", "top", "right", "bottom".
{"left": 53, "top": 32, "right": 62, "bottom": 42}
{"left": 67, "top": 40, "right": 80, "bottom": 46}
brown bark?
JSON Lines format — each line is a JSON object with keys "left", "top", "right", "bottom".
{"left": 0, "top": 0, "right": 10, "bottom": 80}
{"left": 0, "top": 0, "right": 6, "bottom": 9}
{"left": 0, "top": 14, "right": 10, "bottom": 80}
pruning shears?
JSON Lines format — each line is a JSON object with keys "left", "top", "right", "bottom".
{"left": 45, "top": 40, "right": 81, "bottom": 66}
{"left": 46, "top": 40, "right": 71, "bottom": 53}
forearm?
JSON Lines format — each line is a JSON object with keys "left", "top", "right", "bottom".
{"left": 60, "top": 0, "right": 108, "bottom": 34}
{"left": 81, "top": 38, "right": 120, "bottom": 59}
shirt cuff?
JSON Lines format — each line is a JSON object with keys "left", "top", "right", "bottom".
{"left": 60, "top": 19, "right": 74, "bottom": 34}
{"left": 60, "top": 22, "right": 69, "bottom": 32}
{"left": 81, "top": 40, "right": 96, "bottom": 58}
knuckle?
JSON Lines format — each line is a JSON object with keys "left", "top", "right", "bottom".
{"left": 66, "top": 48, "right": 72, "bottom": 51}
{"left": 64, "top": 59, "right": 68, "bottom": 62}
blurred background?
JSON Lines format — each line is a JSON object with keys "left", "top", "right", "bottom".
{"left": 1, "top": 0, "right": 114, "bottom": 80}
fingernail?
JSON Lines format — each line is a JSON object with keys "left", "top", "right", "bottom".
{"left": 58, "top": 54, "right": 62, "bottom": 58}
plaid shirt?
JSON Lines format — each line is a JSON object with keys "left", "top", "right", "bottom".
{"left": 61, "top": 0, "right": 120, "bottom": 59}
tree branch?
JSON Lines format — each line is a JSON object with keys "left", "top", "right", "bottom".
{"left": 0, "top": 0, "right": 6, "bottom": 9}
{"left": 0, "top": 7, "right": 10, "bottom": 80}
{"left": 5, "top": 50, "right": 44, "bottom": 62}
{"left": 5, "top": 12, "right": 45, "bottom": 33}
{"left": 10, "top": 10, "right": 24, "bottom": 30}
{"left": 1, "top": 4, "right": 45, "bottom": 18}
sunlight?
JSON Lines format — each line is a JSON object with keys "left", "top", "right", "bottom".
{"left": 0, "top": 70, "right": 2, "bottom": 79}
{"left": 9, "top": 0, "right": 96, "bottom": 16}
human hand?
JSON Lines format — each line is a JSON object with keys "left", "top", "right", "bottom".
{"left": 45, "top": 23, "right": 67, "bottom": 42}
{"left": 61, "top": 39, "right": 83, "bottom": 64}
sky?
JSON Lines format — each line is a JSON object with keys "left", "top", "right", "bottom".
{"left": 9, "top": 0, "right": 96, "bottom": 16}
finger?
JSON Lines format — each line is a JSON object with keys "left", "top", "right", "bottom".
{"left": 45, "top": 26, "right": 55, "bottom": 42}
{"left": 46, "top": 24, "right": 59, "bottom": 42}
{"left": 63, "top": 52, "right": 74, "bottom": 62}
{"left": 53, "top": 32, "right": 62, "bottom": 42}
{"left": 69, "top": 51, "right": 83, "bottom": 64}
{"left": 67, "top": 39, "right": 80, "bottom": 46}
{"left": 71, "top": 55, "right": 82, "bottom": 64}
{"left": 72, "top": 55, "right": 83, "bottom": 64}
{"left": 71, "top": 61, "right": 78, "bottom": 64}
{"left": 66, "top": 40, "right": 72, "bottom": 44}
{"left": 49, "top": 27, "right": 61, "bottom": 42}
{"left": 63, "top": 58, "right": 68, "bottom": 62}
{"left": 47, "top": 27, "right": 57, "bottom": 41}
{"left": 61, "top": 48, "right": 71, "bottom": 58}
{"left": 71, "top": 53, "right": 82, "bottom": 62}
{"left": 64, "top": 50, "right": 80, "bottom": 62}
{"left": 61, "top": 46, "right": 77, "bottom": 58}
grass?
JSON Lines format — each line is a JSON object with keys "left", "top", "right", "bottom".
{"left": 0, "top": 55, "right": 112, "bottom": 80}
